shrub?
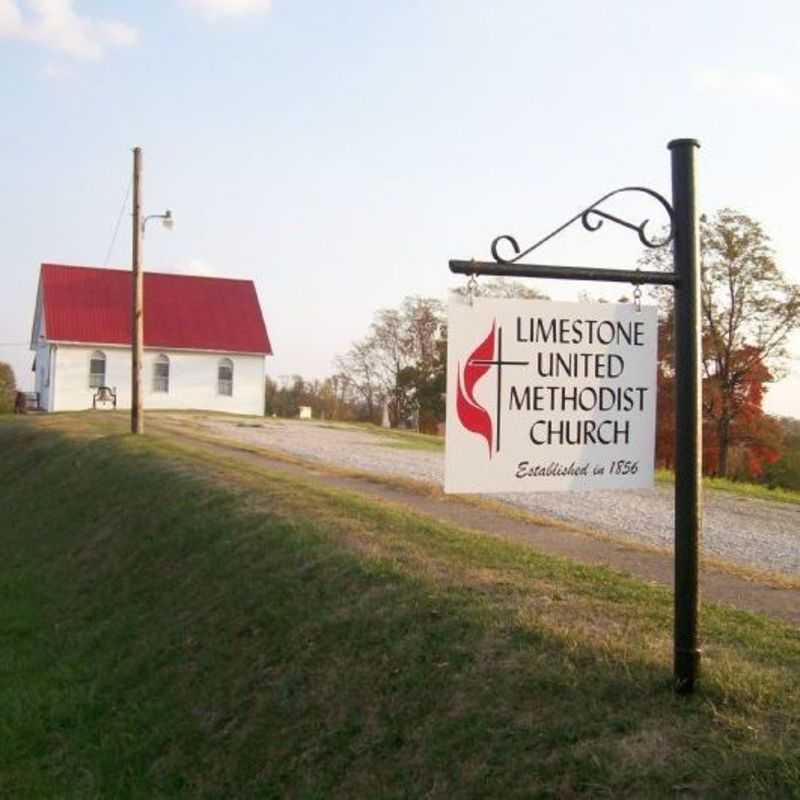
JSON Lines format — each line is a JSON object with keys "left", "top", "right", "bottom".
{"left": 0, "top": 362, "right": 17, "bottom": 413}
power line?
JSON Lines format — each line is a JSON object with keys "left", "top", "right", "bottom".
{"left": 103, "top": 175, "right": 132, "bottom": 266}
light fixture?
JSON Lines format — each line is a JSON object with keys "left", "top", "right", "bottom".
{"left": 142, "top": 209, "right": 175, "bottom": 236}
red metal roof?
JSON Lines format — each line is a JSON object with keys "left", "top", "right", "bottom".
{"left": 39, "top": 263, "right": 272, "bottom": 355}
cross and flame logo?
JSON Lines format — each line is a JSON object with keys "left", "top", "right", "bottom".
{"left": 455, "top": 320, "right": 528, "bottom": 459}
{"left": 456, "top": 322, "right": 496, "bottom": 457}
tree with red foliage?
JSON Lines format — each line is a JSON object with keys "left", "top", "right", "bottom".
{"left": 655, "top": 317, "right": 782, "bottom": 479}
{"left": 644, "top": 210, "right": 800, "bottom": 477}
{"left": 702, "top": 346, "right": 782, "bottom": 478}
{"left": 654, "top": 318, "right": 676, "bottom": 470}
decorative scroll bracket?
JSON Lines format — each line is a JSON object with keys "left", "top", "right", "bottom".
{"left": 489, "top": 186, "right": 675, "bottom": 265}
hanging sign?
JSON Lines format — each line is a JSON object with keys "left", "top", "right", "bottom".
{"left": 445, "top": 293, "right": 658, "bottom": 493}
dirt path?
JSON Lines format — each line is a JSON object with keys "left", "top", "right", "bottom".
{"left": 161, "top": 426, "right": 800, "bottom": 627}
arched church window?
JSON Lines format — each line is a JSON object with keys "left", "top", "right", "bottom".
{"left": 218, "top": 358, "right": 233, "bottom": 396}
{"left": 89, "top": 351, "right": 106, "bottom": 388}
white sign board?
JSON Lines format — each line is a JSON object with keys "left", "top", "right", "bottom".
{"left": 445, "top": 294, "right": 657, "bottom": 493}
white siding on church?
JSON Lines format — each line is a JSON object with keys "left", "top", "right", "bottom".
{"left": 50, "top": 345, "right": 265, "bottom": 415}
{"left": 33, "top": 342, "right": 54, "bottom": 411}
{"left": 31, "top": 293, "right": 55, "bottom": 411}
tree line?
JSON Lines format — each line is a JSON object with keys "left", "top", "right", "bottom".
{"left": 265, "top": 280, "right": 546, "bottom": 433}
{"left": 265, "top": 296, "right": 450, "bottom": 432}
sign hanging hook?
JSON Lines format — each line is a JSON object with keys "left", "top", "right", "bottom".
{"left": 632, "top": 269, "right": 643, "bottom": 312}
{"left": 466, "top": 260, "right": 480, "bottom": 307}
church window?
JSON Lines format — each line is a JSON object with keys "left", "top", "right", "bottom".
{"left": 218, "top": 358, "right": 233, "bottom": 396}
{"left": 153, "top": 354, "right": 170, "bottom": 393}
{"left": 89, "top": 351, "right": 106, "bottom": 388}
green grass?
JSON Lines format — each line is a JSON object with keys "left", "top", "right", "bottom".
{"left": 312, "top": 419, "right": 445, "bottom": 452}
{"left": 656, "top": 467, "right": 800, "bottom": 505}
{"left": 1, "top": 414, "right": 799, "bottom": 798}
{"left": 362, "top": 425, "right": 444, "bottom": 451}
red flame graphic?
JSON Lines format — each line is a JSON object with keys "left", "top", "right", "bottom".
{"left": 456, "top": 321, "right": 495, "bottom": 457}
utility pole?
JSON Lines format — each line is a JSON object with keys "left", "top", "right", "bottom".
{"left": 131, "top": 147, "right": 143, "bottom": 434}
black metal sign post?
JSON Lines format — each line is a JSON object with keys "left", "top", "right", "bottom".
{"left": 450, "top": 139, "right": 702, "bottom": 693}
{"left": 669, "top": 139, "right": 702, "bottom": 694}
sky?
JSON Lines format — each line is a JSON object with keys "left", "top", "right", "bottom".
{"left": 2, "top": 0, "right": 799, "bottom": 417}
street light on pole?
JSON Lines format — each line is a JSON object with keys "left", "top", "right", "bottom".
{"left": 131, "top": 147, "right": 173, "bottom": 435}
{"left": 143, "top": 209, "right": 174, "bottom": 235}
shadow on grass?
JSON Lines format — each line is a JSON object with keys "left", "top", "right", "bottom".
{"left": 0, "top": 420, "right": 798, "bottom": 798}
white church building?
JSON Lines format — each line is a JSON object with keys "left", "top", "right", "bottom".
{"left": 30, "top": 263, "right": 272, "bottom": 415}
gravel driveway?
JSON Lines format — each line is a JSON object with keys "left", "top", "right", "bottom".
{"left": 190, "top": 417, "right": 800, "bottom": 578}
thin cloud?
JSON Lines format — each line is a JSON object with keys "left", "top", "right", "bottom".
{"left": 181, "top": 0, "right": 272, "bottom": 20}
{"left": 172, "top": 258, "right": 220, "bottom": 277}
{"left": 0, "top": 0, "right": 137, "bottom": 61}
{"left": 0, "top": 0, "right": 24, "bottom": 35}
{"left": 694, "top": 68, "right": 795, "bottom": 104}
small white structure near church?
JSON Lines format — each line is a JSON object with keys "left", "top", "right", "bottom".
{"left": 30, "top": 263, "right": 273, "bottom": 415}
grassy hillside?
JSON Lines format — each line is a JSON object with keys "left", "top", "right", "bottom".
{"left": 1, "top": 415, "right": 799, "bottom": 798}
{"left": 655, "top": 468, "right": 800, "bottom": 506}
